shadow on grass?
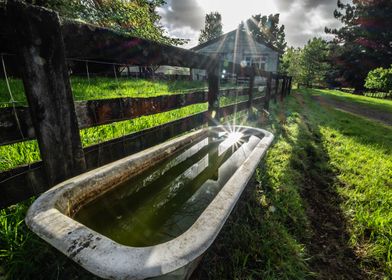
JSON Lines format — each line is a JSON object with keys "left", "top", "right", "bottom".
{"left": 193, "top": 95, "right": 366, "bottom": 279}
{"left": 289, "top": 109, "right": 364, "bottom": 279}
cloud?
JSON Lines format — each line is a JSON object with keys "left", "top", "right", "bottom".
{"left": 276, "top": 0, "right": 337, "bottom": 12}
{"left": 279, "top": 0, "right": 344, "bottom": 47}
{"left": 161, "top": 25, "right": 200, "bottom": 47}
{"left": 158, "top": 0, "right": 205, "bottom": 31}
{"left": 158, "top": 0, "right": 348, "bottom": 48}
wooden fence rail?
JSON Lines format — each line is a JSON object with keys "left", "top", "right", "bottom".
{"left": 0, "top": 88, "right": 249, "bottom": 146}
{"left": 0, "top": 1, "right": 292, "bottom": 208}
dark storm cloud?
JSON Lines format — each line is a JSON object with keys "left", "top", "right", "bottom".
{"left": 276, "top": 0, "right": 338, "bottom": 11}
{"left": 278, "top": 0, "right": 345, "bottom": 46}
{"left": 275, "top": 0, "right": 295, "bottom": 11}
{"left": 159, "top": 0, "right": 205, "bottom": 31}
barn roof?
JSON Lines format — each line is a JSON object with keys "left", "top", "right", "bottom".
{"left": 191, "top": 28, "right": 283, "bottom": 54}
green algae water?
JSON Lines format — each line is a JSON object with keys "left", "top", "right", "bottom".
{"left": 74, "top": 131, "right": 263, "bottom": 247}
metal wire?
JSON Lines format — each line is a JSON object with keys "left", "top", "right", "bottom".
{"left": 1, "top": 54, "right": 25, "bottom": 140}
{"left": 67, "top": 57, "right": 131, "bottom": 67}
{"left": 85, "top": 61, "right": 90, "bottom": 84}
{"left": 113, "top": 64, "right": 118, "bottom": 83}
{"left": 1, "top": 54, "right": 16, "bottom": 103}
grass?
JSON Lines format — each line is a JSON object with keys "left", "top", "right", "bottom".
{"left": 300, "top": 89, "right": 392, "bottom": 278}
{"left": 0, "top": 104, "right": 209, "bottom": 171}
{"left": 0, "top": 77, "right": 241, "bottom": 105}
{"left": 0, "top": 77, "right": 250, "bottom": 171}
{"left": 0, "top": 77, "right": 208, "bottom": 105}
{"left": 195, "top": 88, "right": 392, "bottom": 279}
{"left": 0, "top": 77, "right": 208, "bottom": 171}
{"left": 312, "top": 89, "right": 392, "bottom": 114}
{"left": 1, "top": 84, "right": 391, "bottom": 279}
{"left": 0, "top": 199, "right": 100, "bottom": 280}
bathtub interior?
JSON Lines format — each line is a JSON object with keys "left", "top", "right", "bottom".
{"left": 69, "top": 126, "right": 266, "bottom": 247}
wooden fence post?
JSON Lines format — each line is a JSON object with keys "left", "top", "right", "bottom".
{"left": 207, "top": 63, "right": 220, "bottom": 126}
{"left": 264, "top": 72, "right": 272, "bottom": 110}
{"left": 288, "top": 77, "right": 292, "bottom": 95}
{"left": 282, "top": 76, "right": 286, "bottom": 98}
{"left": 274, "top": 75, "right": 279, "bottom": 103}
{"left": 9, "top": 1, "right": 86, "bottom": 186}
{"left": 280, "top": 76, "right": 286, "bottom": 101}
{"left": 247, "top": 67, "right": 255, "bottom": 118}
{"left": 286, "top": 77, "right": 289, "bottom": 96}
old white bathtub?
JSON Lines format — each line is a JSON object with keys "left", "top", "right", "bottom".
{"left": 26, "top": 125, "right": 274, "bottom": 279}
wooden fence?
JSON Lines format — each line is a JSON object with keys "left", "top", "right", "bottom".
{"left": 0, "top": 1, "right": 292, "bottom": 208}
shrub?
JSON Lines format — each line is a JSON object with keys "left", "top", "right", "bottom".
{"left": 364, "top": 66, "right": 392, "bottom": 92}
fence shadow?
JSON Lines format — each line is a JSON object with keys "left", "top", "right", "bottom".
{"left": 291, "top": 112, "right": 365, "bottom": 279}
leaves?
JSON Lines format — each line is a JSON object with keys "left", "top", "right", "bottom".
{"left": 326, "top": 0, "right": 392, "bottom": 90}
{"left": 280, "top": 38, "right": 330, "bottom": 87}
{"left": 246, "top": 14, "right": 287, "bottom": 53}
{"left": 365, "top": 65, "right": 392, "bottom": 92}
{"left": 198, "top": 12, "right": 223, "bottom": 44}
{"left": 24, "top": 0, "right": 187, "bottom": 45}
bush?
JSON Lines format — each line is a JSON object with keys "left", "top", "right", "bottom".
{"left": 364, "top": 66, "right": 392, "bottom": 92}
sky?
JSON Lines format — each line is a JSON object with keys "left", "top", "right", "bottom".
{"left": 157, "top": 0, "right": 345, "bottom": 49}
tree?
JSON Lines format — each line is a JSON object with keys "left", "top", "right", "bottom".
{"left": 299, "top": 38, "right": 330, "bottom": 87}
{"left": 198, "top": 12, "right": 223, "bottom": 44}
{"left": 24, "top": 0, "right": 186, "bottom": 45}
{"left": 280, "top": 38, "right": 330, "bottom": 87}
{"left": 280, "top": 47, "right": 302, "bottom": 85}
{"left": 365, "top": 66, "right": 392, "bottom": 92}
{"left": 246, "top": 14, "right": 286, "bottom": 53}
{"left": 326, "top": 0, "right": 392, "bottom": 91}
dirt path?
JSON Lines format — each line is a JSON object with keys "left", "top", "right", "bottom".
{"left": 312, "top": 95, "right": 392, "bottom": 126}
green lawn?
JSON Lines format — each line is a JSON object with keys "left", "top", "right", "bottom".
{"left": 0, "top": 77, "right": 210, "bottom": 170}
{"left": 311, "top": 88, "right": 392, "bottom": 114}
{"left": 1, "top": 87, "right": 391, "bottom": 279}
{"left": 0, "top": 77, "right": 250, "bottom": 171}
{"left": 0, "top": 77, "right": 242, "bottom": 105}
{"left": 0, "top": 77, "right": 208, "bottom": 105}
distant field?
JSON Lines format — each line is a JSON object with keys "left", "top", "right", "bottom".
{"left": 0, "top": 77, "right": 208, "bottom": 105}
{"left": 0, "top": 78, "right": 213, "bottom": 171}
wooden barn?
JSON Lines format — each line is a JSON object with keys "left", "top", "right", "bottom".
{"left": 191, "top": 25, "right": 281, "bottom": 81}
